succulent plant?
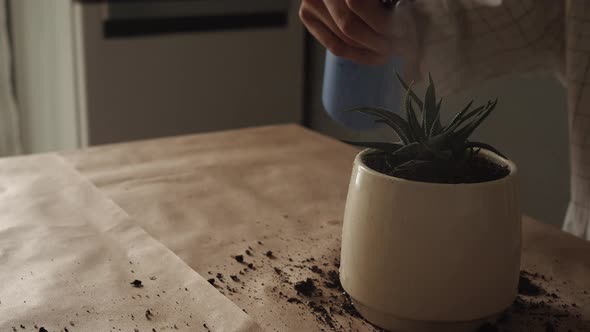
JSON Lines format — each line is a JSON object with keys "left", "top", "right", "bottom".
{"left": 345, "top": 74, "right": 505, "bottom": 181}
{"left": 380, "top": 0, "right": 398, "bottom": 8}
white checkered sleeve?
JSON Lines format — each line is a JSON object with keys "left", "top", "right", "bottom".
{"left": 409, "top": 0, "right": 590, "bottom": 239}
{"left": 410, "top": 0, "right": 564, "bottom": 95}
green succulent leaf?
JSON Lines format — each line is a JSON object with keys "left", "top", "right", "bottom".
{"left": 425, "top": 131, "right": 452, "bottom": 151}
{"left": 395, "top": 72, "right": 423, "bottom": 109}
{"left": 391, "top": 142, "right": 423, "bottom": 161}
{"left": 422, "top": 74, "right": 438, "bottom": 138}
{"left": 394, "top": 160, "right": 432, "bottom": 172}
{"left": 466, "top": 141, "right": 507, "bottom": 159}
{"left": 346, "top": 107, "right": 412, "bottom": 144}
{"left": 404, "top": 84, "right": 425, "bottom": 142}
{"left": 446, "top": 100, "right": 474, "bottom": 131}
{"left": 430, "top": 98, "right": 444, "bottom": 136}
{"left": 339, "top": 73, "right": 503, "bottom": 181}
{"left": 453, "top": 99, "right": 497, "bottom": 143}
{"left": 446, "top": 103, "right": 486, "bottom": 134}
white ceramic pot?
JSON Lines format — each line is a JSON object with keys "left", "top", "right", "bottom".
{"left": 340, "top": 149, "right": 521, "bottom": 332}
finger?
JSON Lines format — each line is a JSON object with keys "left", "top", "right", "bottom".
{"left": 300, "top": 1, "right": 363, "bottom": 48}
{"left": 323, "top": 0, "right": 394, "bottom": 55}
{"left": 299, "top": 11, "right": 389, "bottom": 65}
{"left": 345, "top": 0, "right": 397, "bottom": 37}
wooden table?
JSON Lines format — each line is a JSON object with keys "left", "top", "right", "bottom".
{"left": 60, "top": 125, "right": 590, "bottom": 331}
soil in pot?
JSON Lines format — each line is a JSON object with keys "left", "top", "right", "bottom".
{"left": 363, "top": 152, "right": 510, "bottom": 184}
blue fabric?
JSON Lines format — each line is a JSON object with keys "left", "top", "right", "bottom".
{"left": 322, "top": 51, "right": 403, "bottom": 130}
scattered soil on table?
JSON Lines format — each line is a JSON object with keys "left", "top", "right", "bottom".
{"left": 216, "top": 273, "right": 225, "bottom": 283}
{"left": 309, "top": 300, "right": 337, "bottom": 329}
{"left": 209, "top": 238, "right": 590, "bottom": 332}
{"left": 294, "top": 278, "right": 317, "bottom": 297}
{"left": 130, "top": 279, "right": 144, "bottom": 288}
{"left": 310, "top": 265, "right": 323, "bottom": 274}
{"left": 234, "top": 255, "right": 244, "bottom": 263}
{"left": 474, "top": 270, "right": 587, "bottom": 331}
{"left": 211, "top": 242, "right": 385, "bottom": 332}
{"left": 518, "top": 274, "right": 544, "bottom": 296}
{"left": 324, "top": 270, "right": 341, "bottom": 289}
{"left": 287, "top": 268, "right": 368, "bottom": 329}
{"left": 20, "top": 269, "right": 207, "bottom": 331}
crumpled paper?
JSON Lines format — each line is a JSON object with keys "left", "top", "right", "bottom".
{"left": 0, "top": 154, "right": 261, "bottom": 331}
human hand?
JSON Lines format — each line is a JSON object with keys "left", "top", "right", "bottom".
{"left": 299, "top": 0, "right": 408, "bottom": 65}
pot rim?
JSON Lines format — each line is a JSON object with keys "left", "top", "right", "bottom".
{"left": 355, "top": 148, "right": 518, "bottom": 187}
